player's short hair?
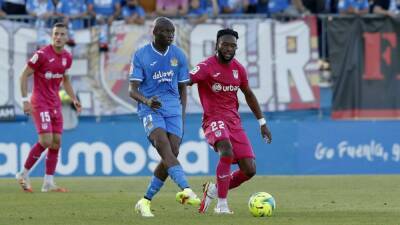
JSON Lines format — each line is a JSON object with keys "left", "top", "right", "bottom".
{"left": 216, "top": 28, "right": 239, "bottom": 42}
{"left": 53, "top": 22, "right": 68, "bottom": 29}
{"left": 152, "top": 17, "right": 174, "bottom": 32}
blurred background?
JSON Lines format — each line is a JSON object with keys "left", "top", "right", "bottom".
{"left": 0, "top": 0, "right": 399, "bottom": 177}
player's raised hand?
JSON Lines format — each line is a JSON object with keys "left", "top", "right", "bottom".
{"left": 146, "top": 96, "right": 162, "bottom": 110}
{"left": 73, "top": 99, "right": 82, "bottom": 113}
{"left": 261, "top": 124, "right": 272, "bottom": 144}
{"left": 23, "top": 101, "right": 32, "bottom": 115}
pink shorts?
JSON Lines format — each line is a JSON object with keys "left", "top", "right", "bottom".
{"left": 204, "top": 119, "right": 254, "bottom": 162}
{"left": 32, "top": 107, "right": 63, "bottom": 134}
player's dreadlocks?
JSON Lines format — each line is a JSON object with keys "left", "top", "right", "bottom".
{"left": 216, "top": 28, "right": 239, "bottom": 42}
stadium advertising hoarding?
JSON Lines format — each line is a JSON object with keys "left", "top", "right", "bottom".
{"left": 328, "top": 17, "right": 400, "bottom": 119}
{"left": 1, "top": 115, "right": 399, "bottom": 177}
{"left": 0, "top": 17, "right": 320, "bottom": 116}
{"left": 296, "top": 121, "right": 400, "bottom": 174}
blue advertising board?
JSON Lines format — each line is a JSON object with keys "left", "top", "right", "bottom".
{"left": 0, "top": 114, "right": 399, "bottom": 177}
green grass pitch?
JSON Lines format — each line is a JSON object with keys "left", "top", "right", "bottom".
{"left": 1, "top": 175, "right": 399, "bottom": 225}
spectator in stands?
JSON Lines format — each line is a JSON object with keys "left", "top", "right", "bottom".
{"left": 2, "top": 0, "right": 26, "bottom": 15}
{"left": 26, "top": 0, "right": 55, "bottom": 48}
{"left": 138, "top": 0, "right": 155, "bottom": 14}
{"left": 0, "top": 0, "right": 7, "bottom": 17}
{"left": 156, "top": 0, "right": 188, "bottom": 17}
{"left": 390, "top": 0, "right": 400, "bottom": 14}
{"left": 338, "top": 0, "right": 369, "bottom": 14}
{"left": 139, "top": 0, "right": 156, "bottom": 15}
{"left": 326, "top": 0, "right": 339, "bottom": 13}
{"left": 87, "top": 0, "right": 121, "bottom": 52}
{"left": 218, "top": 0, "right": 247, "bottom": 14}
{"left": 188, "top": 0, "right": 208, "bottom": 24}
{"left": 302, "top": 0, "right": 326, "bottom": 14}
{"left": 371, "top": 0, "right": 399, "bottom": 16}
{"left": 56, "top": 0, "right": 88, "bottom": 47}
{"left": 246, "top": 0, "right": 258, "bottom": 13}
{"left": 255, "top": 0, "right": 269, "bottom": 14}
{"left": 392, "top": 0, "right": 400, "bottom": 13}
{"left": 122, "top": 0, "right": 145, "bottom": 25}
{"left": 202, "top": 0, "right": 219, "bottom": 16}
{"left": 268, "top": 0, "right": 309, "bottom": 15}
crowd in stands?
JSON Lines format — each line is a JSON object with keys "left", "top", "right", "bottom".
{"left": 1, "top": 0, "right": 399, "bottom": 51}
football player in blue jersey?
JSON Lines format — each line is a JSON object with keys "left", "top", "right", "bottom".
{"left": 129, "top": 17, "right": 200, "bottom": 217}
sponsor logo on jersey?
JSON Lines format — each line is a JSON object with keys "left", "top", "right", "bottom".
{"left": 49, "top": 58, "right": 55, "bottom": 63}
{"left": 30, "top": 53, "right": 39, "bottom": 64}
{"left": 212, "top": 83, "right": 239, "bottom": 92}
{"left": 152, "top": 70, "right": 174, "bottom": 83}
{"left": 45, "top": 72, "right": 64, "bottom": 80}
{"left": 150, "top": 61, "right": 157, "bottom": 66}
{"left": 190, "top": 65, "right": 200, "bottom": 75}
{"left": 170, "top": 58, "right": 178, "bottom": 67}
{"left": 232, "top": 70, "right": 238, "bottom": 79}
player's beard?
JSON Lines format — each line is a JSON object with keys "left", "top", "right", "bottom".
{"left": 217, "top": 49, "right": 235, "bottom": 63}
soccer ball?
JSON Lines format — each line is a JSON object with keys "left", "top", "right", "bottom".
{"left": 248, "top": 192, "right": 276, "bottom": 217}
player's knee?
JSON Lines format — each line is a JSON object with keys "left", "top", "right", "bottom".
{"left": 40, "top": 139, "right": 53, "bottom": 148}
{"left": 51, "top": 143, "right": 61, "bottom": 149}
{"left": 172, "top": 148, "right": 179, "bottom": 157}
{"left": 153, "top": 138, "right": 170, "bottom": 150}
{"left": 216, "top": 141, "right": 233, "bottom": 157}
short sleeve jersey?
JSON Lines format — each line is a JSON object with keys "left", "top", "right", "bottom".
{"left": 190, "top": 55, "right": 249, "bottom": 124}
{"left": 27, "top": 45, "right": 73, "bottom": 109}
{"left": 56, "top": 0, "right": 87, "bottom": 29}
{"left": 87, "top": 0, "right": 120, "bottom": 16}
{"left": 129, "top": 43, "right": 189, "bottom": 117}
{"left": 26, "top": 0, "right": 55, "bottom": 16}
{"left": 122, "top": 5, "right": 145, "bottom": 18}
{"left": 338, "top": 0, "right": 369, "bottom": 11}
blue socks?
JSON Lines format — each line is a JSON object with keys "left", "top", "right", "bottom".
{"left": 143, "top": 165, "right": 189, "bottom": 200}
{"left": 144, "top": 176, "right": 164, "bottom": 200}
{"left": 167, "top": 165, "right": 189, "bottom": 190}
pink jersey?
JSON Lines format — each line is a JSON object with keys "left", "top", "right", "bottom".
{"left": 190, "top": 55, "right": 249, "bottom": 125}
{"left": 156, "top": 0, "right": 188, "bottom": 11}
{"left": 27, "top": 45, "right": 72, "bottom": 109}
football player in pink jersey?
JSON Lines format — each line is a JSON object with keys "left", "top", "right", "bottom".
{"left": 16, "top": 22, "right": 81, "bottom": 193}
{"left": 189, "top": 28, "right": 272, "bottom": 214}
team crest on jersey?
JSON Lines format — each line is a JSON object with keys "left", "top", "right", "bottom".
{"left": 170, "top": 58, "right": 178, "bottom": 67}
{"left": 62, "top": 58, "right": 67, "bottom": 67}
{"left": 232, "top": 70, "right": 239, "bottom": 79}
{"left": 215, "top": 130, "right": 222, "bottom": 137}
{"left": 143, "top": 115, "right": 153, "bottom": 131}
{"left": 41, "top": 123, "right": 48, "bottom": 130}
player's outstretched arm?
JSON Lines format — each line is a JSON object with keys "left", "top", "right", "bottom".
{"left": 20, "top": 65, "right": 34, "bottom": 115}
{"left": 129, "top": 81, "right": 161, "bottom": 110}
{"left": 63, "top": 74, "right": 81, "bottom": 113}
{"left": 241, "top": 85, "right": 272, "bottom": 144}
